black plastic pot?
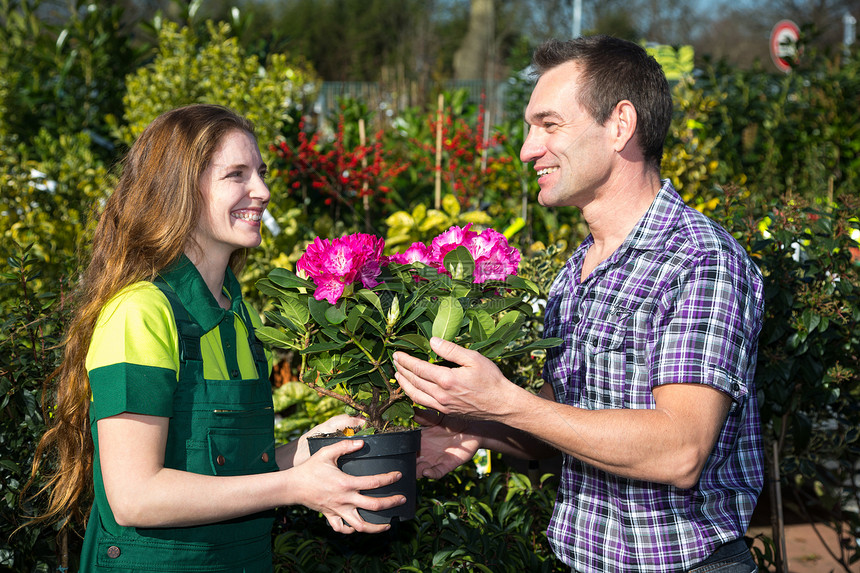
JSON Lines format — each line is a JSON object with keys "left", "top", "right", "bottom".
{"left": 307, "top": 428, "right": 421, "bottom": 525}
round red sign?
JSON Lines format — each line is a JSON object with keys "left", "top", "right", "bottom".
{"left": 770, "top": 20, "right": 800, "bottom": 73}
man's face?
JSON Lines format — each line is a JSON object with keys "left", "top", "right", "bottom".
{"left": 520, "top": 61, "right": 612, "bottom": 209}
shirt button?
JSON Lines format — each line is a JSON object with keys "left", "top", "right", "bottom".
{"left": 261, "top": 452, "right": 269, "bottom": 463}
{"left": 572, "top": 315, "right": 580, "bottom": 324}
{"left": 732, "top": 383, "right": 741, "bottom": 392}
{"left": 225, "top": 341, "right": 231, "bottom": 348}
{"left": 216, "top": 455, "right": 226, "bottom": 466}
{"left": 107, "top": 545, "right": 121, "bottom": 559}
{"left": 231, "top": 369, "right": 240, "bottom": 378}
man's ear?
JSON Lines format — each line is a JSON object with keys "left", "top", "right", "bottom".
{"left": 611, "top": 100, "right": 638, "bottom": 154}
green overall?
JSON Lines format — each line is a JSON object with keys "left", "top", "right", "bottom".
{"left": 81, "top": 275, "right": 277, "bottom": 572}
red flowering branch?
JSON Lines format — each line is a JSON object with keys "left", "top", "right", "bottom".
{"left": 411, "top": 97, "right": 509, "bottom": 209}
{"left": 273, "top": 115, "right": 407, "bottom": 233}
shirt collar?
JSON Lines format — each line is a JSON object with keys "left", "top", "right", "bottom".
{"left": 621, "top": 179, "right": 685, "bottom": 253}
{"left": 159, "top": 254, "right": 243, "bottom": 332}
{"left": 562, "top": 180, "right": 684, "bottom": 283}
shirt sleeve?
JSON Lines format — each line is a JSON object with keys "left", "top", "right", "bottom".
{"left": 649, "top": 251, "right": 762, "bottom": 403}
{"left": 86, "top": 282, "right": 180, "bottom": 421}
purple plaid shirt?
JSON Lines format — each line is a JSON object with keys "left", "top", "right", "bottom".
{"left": 543, "top": 181, "right": 764, "bottom": 572}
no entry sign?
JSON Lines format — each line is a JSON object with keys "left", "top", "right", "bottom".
{"left": 770, "top": 19, "right": 800, "bottom": 73}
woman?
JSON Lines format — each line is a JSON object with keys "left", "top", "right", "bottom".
{"left": 27, "top": 104, "right": 404, "bottom": 571}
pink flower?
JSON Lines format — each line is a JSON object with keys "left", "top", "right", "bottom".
{"left": 297, "top": 233, "right": 386, "bottom": 303}
{"left": 390, "top": 242, "right": 431, "bottom": 265}
{"left": 429, "top": 224, "right": 478, "bottom": 267}
{"left": 467, "top": 228, "right": 520, "bottom": 283}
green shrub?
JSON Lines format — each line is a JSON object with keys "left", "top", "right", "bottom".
{"left": 271, "top": 459, "right": 564, "bottom": 572}
{"left": 717, "top": 187, "right": 860, "bottom": 571}
{"left": 0, "top": 246, "right": 76, "bottom": 570}
{"left": 0, "top": 130, "right": 109, "bottom": 311}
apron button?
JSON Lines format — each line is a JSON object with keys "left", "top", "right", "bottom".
{"left": 216, "top": 455, "right": 226, "bottom": 465}
{"left": 107, "top": 545, "right": 121, "bottom": 558}
{"left": 261, "top": 452, "right": 269, "bottom": 463}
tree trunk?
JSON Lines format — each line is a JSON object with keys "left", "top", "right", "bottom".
{"left": 453, "top": 0, "right": 494, "bottom": 80}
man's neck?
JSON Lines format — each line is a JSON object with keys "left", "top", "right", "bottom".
{"left": 579, "top": 168, "right": 662, "bottom": 280}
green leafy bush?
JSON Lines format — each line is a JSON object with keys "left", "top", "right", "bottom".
{"left": 717, "top": 187, "right": 860, "bottom": 571}
{"left": 0, "top": 246, "right": 76, "bottom": 570}
{"left": 271, "top": 460, "right": 564, "bottom": 572}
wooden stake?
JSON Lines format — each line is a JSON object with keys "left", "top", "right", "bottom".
{"left": 359, "top": 118, "right": 370, "bottom": 232}
{"left": 770, "top": 440, "right": 788, "bottom": 572}
{"left": 480, "top": 107, "right": 490, "bottom": 207}
{"left": 435, "top": 93, "right": 444, "bottom": 210}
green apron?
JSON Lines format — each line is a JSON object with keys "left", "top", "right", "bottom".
{"left": 81, "top": 277, "right": 277, "bottom": 572}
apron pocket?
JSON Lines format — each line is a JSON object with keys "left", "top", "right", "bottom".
{"left": 207, "top": 427, "right": 277, "bottom": 476}
{"left": 94, "top": 533, "right": 271, "bottom": 571}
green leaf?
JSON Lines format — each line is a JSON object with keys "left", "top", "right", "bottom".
{"left": 470, "top": 312, "right": 524, "bottom": 356}
{"left": 277, "top": 293, "right": 310, "bottom": 328}
{"left": 396, "top": 303, "right": 429, "bottom": 331}
{"left": 308, "top": 297, "right": 331, "bottom": 327}
{"left": 467, "top": 309, "right": 495, "bottom": 342}
{"left": 325, "top": 305, "right": 347, "bottom": 325}
{"left": 432, "top": 296, "right": 464, "bottom": 341}
{"left": 504, "top": 274, "right": 541, "bottom": 296}
{"left": 389, "top": 333, "right": 431, "bottom": 353}
{"left": 256, "top": 278, "right": 293, "bottom": 300}
{"left": 496, "top": 337, "right": 564, "bottom": 359}
{"left": 382, "top": 400, "right": 415, "bottom": 422}
{"left": 300, "top": 341, "right": 347, "bottom": 355}
{"left": 443, "top": 245, "right": 475, "bottom": 281}
{"left": 358, "top": 289, "right": 384, "bottom": 315}
{"left": 254, "top": 326, "right": 298, "bottom": 350}
{"left": 471, "top": 296, "right": 527, "bottom": 316}
{"left": 267, "top": 267, "right": 315, "bottom": 290}
{"left": 346, "top": 303, "right": 369, "bottom": 332}
{"left": 263, "top": 310, "right": 300, "bottom": 334}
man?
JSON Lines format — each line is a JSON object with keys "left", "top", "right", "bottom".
{"left": 393, "top": 35, "right": 764, "bottom": 572}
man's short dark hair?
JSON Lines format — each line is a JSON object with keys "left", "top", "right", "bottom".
{"left": 532, "top": 35, "right": 673, "bottom": 171}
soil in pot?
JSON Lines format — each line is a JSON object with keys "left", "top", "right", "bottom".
{"left": 308, "top": 428, "right": 421, "bottom": 525}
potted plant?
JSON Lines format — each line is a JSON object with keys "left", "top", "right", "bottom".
{"left": 255, "top": 224, "right": 560, "bottom": 523}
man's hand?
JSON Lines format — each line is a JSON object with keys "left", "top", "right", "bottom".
{"left": 412, "top": 409, "right": 480, "bottom": 479}
{"left": 393, "top": 336, "right": 512, "bottom": 421}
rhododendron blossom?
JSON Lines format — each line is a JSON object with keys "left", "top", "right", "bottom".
{"left": 390, "top": 242, "right": 431, "bottom": 265}
{"left": 467, "top": 228, "right": 521, "bottom": 283}
{"left": 429, "top": 223, "right": 479, "bottom": 265}
{"left": 297, "top": 233, "right": 385, "bottom": 303}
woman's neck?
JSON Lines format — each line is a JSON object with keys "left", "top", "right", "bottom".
{"left": 184, "top": 247, "right": 232, "bottom": 310}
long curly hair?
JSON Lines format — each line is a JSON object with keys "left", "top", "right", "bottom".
{"left": 24, "top": 104, "right": 257, "bottom": 528}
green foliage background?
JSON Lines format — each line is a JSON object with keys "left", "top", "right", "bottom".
{"left": 1, "top": 1, "right": 858, "bottom": 570}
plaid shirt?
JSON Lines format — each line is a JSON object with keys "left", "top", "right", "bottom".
{"left": 543, "top": 181, "right": 764, "bottom": 572}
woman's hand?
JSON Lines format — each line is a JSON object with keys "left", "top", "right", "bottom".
{"left": 291, "top": 414, "right": 368, "bottom": 467}
{"left": 289, "top": 437, "right": 405, "bottom": 534}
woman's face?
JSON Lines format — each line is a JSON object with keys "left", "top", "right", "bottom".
{"left": 194, "top": 129, "right": 270, "bottom": 261}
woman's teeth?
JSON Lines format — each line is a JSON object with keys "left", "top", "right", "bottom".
{"left": 232, "top": 211, "right": 261, "bottom": 221}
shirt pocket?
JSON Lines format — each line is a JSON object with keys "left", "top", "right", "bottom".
{"left": 581, "top": 314, "right": 630, "bottom": 409}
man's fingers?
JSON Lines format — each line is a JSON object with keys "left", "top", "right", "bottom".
{"left": 429, "top": 336, "right": 476, "bottom": 365}
{"left": 394, "top": 370, "right": 447, "bottom": 412}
